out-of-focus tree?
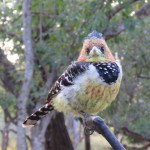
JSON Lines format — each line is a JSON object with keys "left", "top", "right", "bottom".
{"left": 0, "top": 0, "right": 149, "bottom": 150}
{"left": 102, "top": 16, "right": 150, "bottom": 149}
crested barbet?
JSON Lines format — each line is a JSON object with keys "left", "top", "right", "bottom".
{"left": 23, "top": 30, "right": 122, "bottom": 127}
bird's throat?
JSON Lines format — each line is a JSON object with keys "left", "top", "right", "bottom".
{"left": 86, "top": 56, "right": 107, "bottom": 62}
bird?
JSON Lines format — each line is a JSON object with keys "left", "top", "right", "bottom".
{"left": 22, "top": 30, "right": 122, "bottom": 128}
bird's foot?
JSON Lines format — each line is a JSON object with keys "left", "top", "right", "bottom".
{"left": 79, "top": 111, "right": 95, "bottom": 135}
{"left": 84, "top": 126, "right": 94, "bottom": 135}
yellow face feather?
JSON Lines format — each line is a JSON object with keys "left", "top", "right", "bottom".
{"left": 78, "top": 38, "right": 116, "bottom": 62}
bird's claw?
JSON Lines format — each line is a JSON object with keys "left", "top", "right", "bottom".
{"left": 84, "top": 126, "right": 94, "bottom": 135}
{"left": 79, "top": 111, "right": 95, "bottom": 135}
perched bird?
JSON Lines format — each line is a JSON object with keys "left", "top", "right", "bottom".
{"left": 23, "top": 30, "right": 122, "bottom": 128}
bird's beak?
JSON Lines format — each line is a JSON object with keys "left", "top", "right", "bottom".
{"left": 90, "top": 46, "right": 102, "bottom": 57}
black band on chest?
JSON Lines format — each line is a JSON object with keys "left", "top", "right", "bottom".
{"left": 93, "top": 62, "right": 120, "bottom": 85}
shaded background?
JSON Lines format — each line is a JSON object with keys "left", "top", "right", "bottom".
{"left": 0, "top": 0, "right": 150, "bottom": 150}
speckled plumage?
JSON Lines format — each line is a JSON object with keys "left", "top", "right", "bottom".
{"left": 54, "top": 61, "right": 122, "bottom": 115}
{"left": 23, "top": 30, "right": 122, "bottom": 127}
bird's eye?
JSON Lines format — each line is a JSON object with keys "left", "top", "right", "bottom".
{"left": 86, "top": 48, "right": 90, "bottom": 55}
{"left": 100, "top": 46, "right": 105, "bottom": 54}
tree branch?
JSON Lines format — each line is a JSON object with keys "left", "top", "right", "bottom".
{"left": 0, "top": 28, "right": 20, "bottom": 39}
{"left": 122, "top": 127, "right": 150, "bottom": 142}
{"left": 9, "top": 128, "right": 31, "bottom": 144}
{"left": 32, "top": 11, "right": 58, "bottom": 19}
{"left": 104, "top": 23, "right": 125, "bottom": 40}
{"left": 108, "top": 0, "right": 141, "bottom": 20}
{"left": 34, "top": 51, "right": 49, "bottom": 82}
{"left": 135, "top": 3, "right": 150, "bottom": 19}
{"left": 82, "top": 114, "right": 126, "bottom": 150}
{"left": 137, "top": 75, "right": 150, "bottom": 79}
{"left": 0, "top": 128, "right": 32, "bottom": 147}
{"left": 104, "top": 1, "right": 149, "bottom": 40}
{"left": 4, "top": 109, "right": 17, "bottom": 125}
{"left": 0, "top": 121, "right": 9, "bottom": 150}
{"left": 124, "top": 142, "right": 150, "bottom": 150}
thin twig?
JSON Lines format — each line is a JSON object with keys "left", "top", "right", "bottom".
{"left": 32, "top": 11, "right": 58, "bottom": 19}
{"left": 137, "top": 75, "right": 150, "bottom": 79}
{"left": 9, "top": 129, "right": 31, "bottom": 144}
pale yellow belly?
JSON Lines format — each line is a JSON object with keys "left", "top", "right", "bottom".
{"left": 72, "top": 83, "right": 120, "bottom": 114}
{"left": 53, "top": 81, "right": 121, "bottom": 115}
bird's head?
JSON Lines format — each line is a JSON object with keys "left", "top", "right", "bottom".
{"left": 78, "top": 30, "right": 116, "bottom": 62}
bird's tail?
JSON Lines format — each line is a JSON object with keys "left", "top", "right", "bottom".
{"left": 22, "top": 104, "right": 54, "bottom": 128}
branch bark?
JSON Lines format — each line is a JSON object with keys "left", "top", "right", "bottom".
{"left": 17, "top": 0, "right": 34, "bottom": 150}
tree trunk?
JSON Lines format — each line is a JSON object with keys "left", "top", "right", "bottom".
{"left": 66, "top": 114, "right": 82, "bottom": 149}
{"left": 17, "top": 0, "right": 34, "bottom": 150}
{"left": 45, "top": 111, "right": 74, "bottom": 150}
{"left": 31, "top": 112, "right": 54, "bottom": 150}
{"left": 1, "top": 122, "right": 9, "bottom": 150}
{"left": 30, "top": 71, "right": 56, "bottom": 150}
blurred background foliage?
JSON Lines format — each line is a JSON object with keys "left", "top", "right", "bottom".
{"left": 0, "top": 0, "right": 150, "bottom": 150}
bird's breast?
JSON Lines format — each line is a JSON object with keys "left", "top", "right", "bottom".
{"left": 71, "top": 80, "right": 121, "bottom": 114}
{"left": 54, "top": 62, "right": 122, "bottom": 115}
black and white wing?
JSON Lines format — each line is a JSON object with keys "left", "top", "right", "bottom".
{"left": 46, "top": 61, "right": 89, "bottom": 102}
{"left": 22, "top": 61, "right": 89, "bottom": 127}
